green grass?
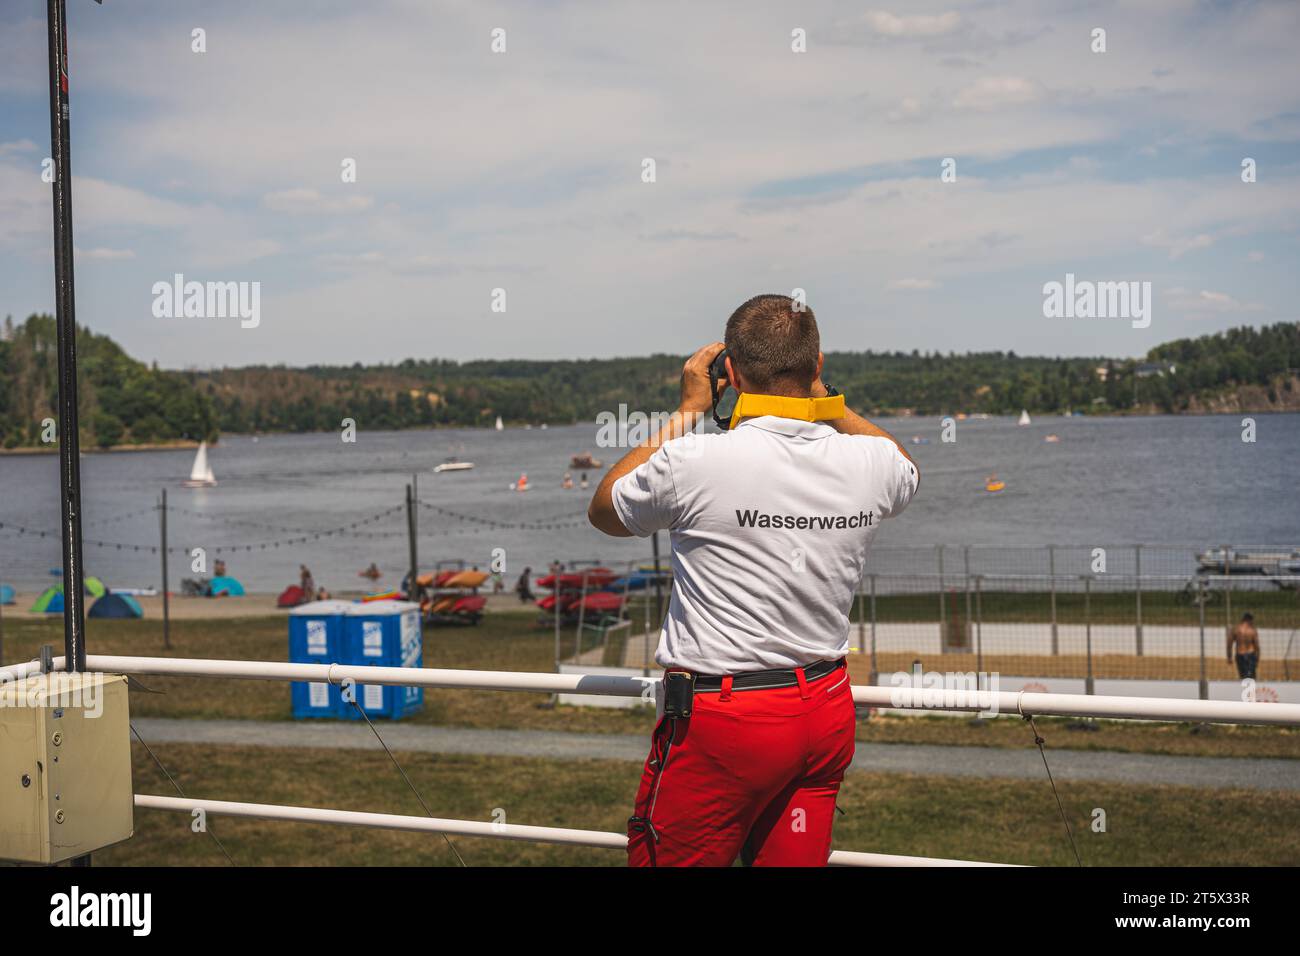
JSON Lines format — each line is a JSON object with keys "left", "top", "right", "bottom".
{"left": 105, "top": 742, "right": 1300, "bottom": 866}
{"left": 5, "top": 614, "right": 1298, "bottom": 758}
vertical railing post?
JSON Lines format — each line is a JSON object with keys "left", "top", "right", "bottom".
{"left": 574, "top": 569, "right": 591, "bottom": 659}
{"left": 936, "top": 545, "right": 946, "bottom": 646}
{"left": 1084, "top": 575, "right": 1094, "bottom": 695}
{"left": 552, "top": 565, "right": 562, "bottom": 671}
{"left": 160, "top": 488, "right": 171, "bottom": 650}
{"left": 974, "top": 575, "right": 984, "bottom": 675}
{"left": 1223, "top": 545, "right": 1233, "bottom": 638}
{"left": 1048, "top": 544, "right": 1058, "bottom": 656}
{"left": 856, "top": 579, "right": 866, "bottom": 656}
{"left": 1134, "top": 543, "right": 1143, "bottom": 657}
{"left": 869, "top": 573, "right": 878, "bottom": 687}
{"left": 651, "top": 531, "right": 664, "bottom": 626}
{"left": 1198, "top": 576, "right": 1209, "bottom": 701}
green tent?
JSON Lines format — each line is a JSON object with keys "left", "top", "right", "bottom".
{"left": 28, "top": 577, "right": 107, "bottom": 613}
{"left": 30, "top": 587, "right": 64, "bottom": 613}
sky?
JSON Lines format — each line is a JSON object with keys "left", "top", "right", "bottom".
{"left": 1, "top": 0, "right": 1297, "bottom": 369}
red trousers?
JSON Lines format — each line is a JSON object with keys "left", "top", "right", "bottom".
{"left": 627, "top": 661, "right": 856, "bottom": 867}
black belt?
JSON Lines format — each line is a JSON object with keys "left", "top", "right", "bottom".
{"left": 689, "top": 658, "right": 844, "bottom": 693}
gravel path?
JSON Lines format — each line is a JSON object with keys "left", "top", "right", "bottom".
{"left": 131, "top": 718, "right": 1300, "bottom": 791}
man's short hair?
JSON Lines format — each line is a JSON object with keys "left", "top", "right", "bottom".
{"left": 1242, "top": 612, "right": 1254, "bottom": 623}
{"left": 724, "top": 294, "right": 820, "bottom": 393}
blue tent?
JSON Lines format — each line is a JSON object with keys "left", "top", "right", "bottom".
{"left": 31, "top": 587, "right": 64, "bottom": 613}
{"left": 0, "top": 584, "right": 14, "bottom": 606}
{"left": 89, "top": 593, "right": 144, "bottom": 619}
{"left": 209, "top": 575, "right": 246, "bottom": 597}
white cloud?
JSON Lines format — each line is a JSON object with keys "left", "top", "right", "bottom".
{"left": 75, "top": 247, "right": 136, "bottom": 261}
{"left": 1166, "top": 287, "right": 1265, "bottom": 313}
{"left": 1141, "top": 230, "right": 1214, "bottom": 260}
{"left": 951, "top": 76, "right": 1041, "bottom": 111}
{"left": 2, "top": 0, "right": 1298, "bottom": 366}
{"left": 263, "top": 189, "right": 375, "bottom": 215}
{"left": 863, "top": 11, "right": 963, "bottom": 38}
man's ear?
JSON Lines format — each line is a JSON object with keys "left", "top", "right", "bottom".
{"left": 816, "top": 352, "right": 825, "bottom": 382}
{"left": 725, "top": 355, "right": 739, "bottom": 391}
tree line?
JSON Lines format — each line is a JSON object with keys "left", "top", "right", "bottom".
{"left": 1, "top": 313, "right": 1296, "bottom": 450}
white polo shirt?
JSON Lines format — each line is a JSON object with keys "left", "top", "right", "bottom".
{"left": 611, "top": 414, "right": 918, "bottom": 673}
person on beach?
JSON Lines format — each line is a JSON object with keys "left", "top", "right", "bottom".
{"left": 1228, "top": 611, "right": 1260, "bottom": 680}
{"left": 516, "top": 567, "right": 534, "bottom": 603}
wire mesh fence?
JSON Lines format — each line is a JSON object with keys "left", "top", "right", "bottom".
{"left": 850, "top": 573, "right": 1300, "bottom": 688}
{"left": 863, "top": 543, "right": 1300, "bottom": 580}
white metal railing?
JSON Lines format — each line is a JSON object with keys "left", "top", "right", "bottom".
{"left": 4, "top": 654, "right": 1297, "bottom": 726}
{"left": 5, "top": 654, "right": 1299, "bottom": 868}
{"left": 134, "top": 795, "right": 1012, "bottom": 867}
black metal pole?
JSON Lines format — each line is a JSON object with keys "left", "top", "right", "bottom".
{"left": 160, "top": 489, "right": 171, "bottom": 649}
{"left": 406, "top": 484, "right": 418, "bottom": 604}
{"left": 47, "top": 0, "right": 88, "bottom": 674}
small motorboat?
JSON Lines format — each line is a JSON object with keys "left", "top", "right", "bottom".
{"left": 433, "top": 458, "right": 475, "bottom": 473}
{"left": 182, "top": 441, "right": 217, "bottom": 488}
{"left": 1044, "top": 434, "right": 1060, "bottom": 443}
{"left": 984, "top": 475, "right": 1006, "bottom": 494}
{"left": 570, "top": 452, "right": 603, "bottom": 469}
{"left": 512, "top": 473, "right": 531, "bottom": 492}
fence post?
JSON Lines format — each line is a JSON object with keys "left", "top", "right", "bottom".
{"left": 974, "top": 575, "right": 983, "bottom": 675}
{"left": 1198, "top": 576, "right": 1209, "bottom": 701}
{"left": 1084, "top": 575, "right": 1094, "bottom": 695}
{"left": 159, "top": 488, "right": 171, "bottom": 650}
{"left": 642, "top": 562, "right": 652, "bottom": 678}
{"left": 553, "top": 564, "right": 562, "bottom": 671}
{"left": 961, "top": 567, "right": 972, "bottom": 658}
{"left": 651, "top": 531, "right": 664, "bottom": 626}
{"left": 937, "top": 545, "right": 946, "bottom": 644}
{"left": 1223, "top": 544, "right": 1233, "bottom": 637}
{"left": 574, "top": 569, "right": 591, "bottom": 660}
{"left": 856, "top": 580, "right": 866, "bottom": 656}
{"left": 1048, "top": 545, "right": 1058, "bottom": 656}
{"left": 405, "top": 484, "right": 418, "bottom": 605}
{"left": 869, "top": 573, "right": 878, "bottom": 686}
{"left": 1134, "top": 543, "right": 1143, "bottom": 657}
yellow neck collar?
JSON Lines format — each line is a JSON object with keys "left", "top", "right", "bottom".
{"left": 729, "top": 392, "right": 846, "bottom": 430}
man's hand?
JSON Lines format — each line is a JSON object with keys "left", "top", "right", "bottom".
{"left": 680, "top": 342, "right": 725, "bottom": 416}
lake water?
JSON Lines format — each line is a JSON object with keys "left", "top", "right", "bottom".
{"left": 1, "top": 413, "right": 1296, "bottom": 593}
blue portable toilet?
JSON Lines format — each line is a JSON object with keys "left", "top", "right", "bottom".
{"left": 342, "top": 600, "right": 423, "bottom": 720}
{"left": 288, "top": 600, "right": 355, "bottom": 719}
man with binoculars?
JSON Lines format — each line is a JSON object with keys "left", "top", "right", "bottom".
{"left": 589, "top": 293, "right": 919, "bottom": 867}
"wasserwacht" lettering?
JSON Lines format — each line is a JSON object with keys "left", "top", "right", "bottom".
{"left": 735, "top": 509, "right": 873, "bottom": 530}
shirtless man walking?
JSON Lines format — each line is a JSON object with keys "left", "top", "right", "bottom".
{"left": 1227, "top": 612, "right": 1261, "bottom": 680}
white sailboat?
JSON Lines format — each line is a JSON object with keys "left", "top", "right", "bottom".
{"left": 182, "top": 441, "right": 217, "bottom": 488}
{"left": 1017, "top": 409, "right": 1031, "bottom": 426}
{"left": 495, "top": 416, "right": 504, "bottom": 432}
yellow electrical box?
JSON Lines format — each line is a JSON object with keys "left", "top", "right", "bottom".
{"left": 0, "top": 672, "right": 133, "bottom": 864}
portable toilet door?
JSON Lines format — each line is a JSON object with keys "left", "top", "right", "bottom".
{"left": 288, "top": 600, "right": 354, "bottom": 719}
{"left": 342, "top": 600, "right": 423, "bottom": 720}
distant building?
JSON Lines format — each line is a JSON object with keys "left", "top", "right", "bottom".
{"left": 1135, "top": 361, "right": 1176, "bottom": 378}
